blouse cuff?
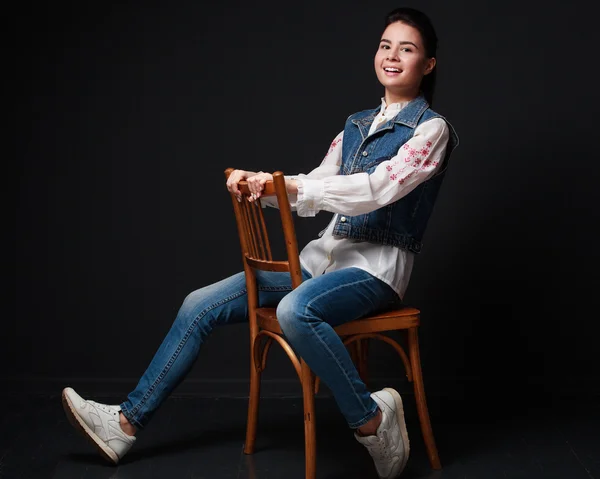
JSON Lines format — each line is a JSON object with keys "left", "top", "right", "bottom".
{"left": 295, "top": 178, "right": 324, "bottom": 217}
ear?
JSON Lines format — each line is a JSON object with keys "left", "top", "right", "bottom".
{"left": 424, "top": 57, "right": 436, "bottom": 75}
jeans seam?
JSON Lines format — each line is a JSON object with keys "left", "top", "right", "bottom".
{"left": 127, "top": 289, "right": 247, "bottom": 420}
{"left": 259, "top": 285, "right": 293, "bottom": 292}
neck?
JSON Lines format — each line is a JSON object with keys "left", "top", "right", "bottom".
{"left": 384, "top": 88, "right": 420, "bottom": 105}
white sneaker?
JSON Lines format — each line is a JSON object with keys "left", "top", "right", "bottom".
{"left": 62, "top": 387, "right": 136, "bottom": 464}
{"left": 355, "top": 387, "right": 410, "bottom": 478}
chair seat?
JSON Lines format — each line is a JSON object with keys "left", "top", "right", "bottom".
{"left": 256, "top": 306, "right": 420, "bottom": 336}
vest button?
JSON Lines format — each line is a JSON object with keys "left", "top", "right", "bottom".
{"left": 340, "top": 216, "right": 347, "bottom": 222}
{"left": 362, "top": 151, "right": 368, "bottom": 157}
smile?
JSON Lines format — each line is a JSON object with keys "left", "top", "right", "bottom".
{"left": 383, "top": 67, "right": 402, "bottom": 76}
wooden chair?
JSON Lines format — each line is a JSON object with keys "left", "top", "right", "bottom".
{"left": 225, "top": 168, "right": 441, "bottom": 479}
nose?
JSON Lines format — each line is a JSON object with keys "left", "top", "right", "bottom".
{"left": 386, "top": 48, "right": 400, "bottom": 61}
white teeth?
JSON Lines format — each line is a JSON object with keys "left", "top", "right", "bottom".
{"left": 384, "top": 67, "right": 400, "bottom": 72}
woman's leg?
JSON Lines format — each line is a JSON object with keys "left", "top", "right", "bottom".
{"left": 120, "top": 269, "right": 309, "bottom": 429}
{"left": 276, "top": 267, "right": 401, "bottom": 429}
{"left": 62, "top": 269, "right": 311, "bottom": 464}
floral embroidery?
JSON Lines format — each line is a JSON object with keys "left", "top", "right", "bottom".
{"left": 398, "top": 171, "right": 415, "bottom": 185}
{"left": 324, "top": 137, "right": 342, "bottom": 159}
{"left": 388, "top": 139, "right": 438, "bottom": 183}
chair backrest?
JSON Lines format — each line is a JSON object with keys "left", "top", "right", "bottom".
{"left": 224, "top": 168, "right": 303, "bottom": 291}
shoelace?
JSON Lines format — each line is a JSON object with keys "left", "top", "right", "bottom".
{"left": 89, "top": 401, "right": 118, "bottom": 416}
{"left": 368, "top": 431, "right": 391, "bottom": 461}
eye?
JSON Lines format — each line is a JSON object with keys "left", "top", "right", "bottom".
{"left": 401, "top": 47, "right": 412, "bottom": 53}
{"left": 380, "top": 44, "right": 390, "bottom": 50}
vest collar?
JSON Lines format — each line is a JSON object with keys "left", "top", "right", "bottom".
{"left": 351, "top": 94, "right": 430, "bottom": 136}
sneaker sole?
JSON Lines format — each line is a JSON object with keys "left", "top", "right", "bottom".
{"left": 382, "top": 387, "right": 410, "bottom": 474}
{"left": 61, "top": 388, "right": 120, "bottom": 465}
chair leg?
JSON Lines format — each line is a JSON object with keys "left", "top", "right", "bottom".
{"left": 408, "top": 327, "right": 441, "bottom": 470}
{"left": 244, "top": 340, "right": 261, "bottom": 455}
{"left": 300, "top": 359, "right": 316, "bottom": 479}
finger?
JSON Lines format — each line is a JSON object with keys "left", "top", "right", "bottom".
{"left": 231, "top": 179, "right": 240, "bottom": 195}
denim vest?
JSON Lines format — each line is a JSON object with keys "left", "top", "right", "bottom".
{"left": 332, "top": 95, "right": 459, "bottom": 254}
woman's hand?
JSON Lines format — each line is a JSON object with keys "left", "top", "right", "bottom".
{"left": 226, "top": 169, "right": 254, "bottom": 202}
{"left": 226, "top": 170, "right": 295, "bottom": 203}
{"left": 247, "top": 172, "right": 273, "bottom": 202}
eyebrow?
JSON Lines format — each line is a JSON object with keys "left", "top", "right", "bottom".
{"left": 380, "top": 39, "right": 419, "bottom": 49}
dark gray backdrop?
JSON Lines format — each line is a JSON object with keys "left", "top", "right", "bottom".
{"left": 12, "top": 0, "right": 600, "bottom": 403}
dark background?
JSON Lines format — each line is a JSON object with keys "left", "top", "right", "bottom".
{"left": 11, "top": 0, "right": 600, "bottom": 407}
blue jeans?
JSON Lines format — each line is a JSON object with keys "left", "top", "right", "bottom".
{"left": 120, "top": 267, "right": 401, "bottom": 430}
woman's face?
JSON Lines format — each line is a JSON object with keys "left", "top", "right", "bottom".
{"left": 374, "top": 21, "right": 435, "bottom": 103}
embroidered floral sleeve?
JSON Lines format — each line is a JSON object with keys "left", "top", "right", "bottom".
{"left": 294, "top": 118, "right": 450, "bottom": 217}
{"left": 310, "top": 130, "right": 344, "bottom": 171}
{"left": 385, "top": 140, "right": 438, "bottom": 183}
{"left": 323, "top": 136, "right": 343, "bottom": 164}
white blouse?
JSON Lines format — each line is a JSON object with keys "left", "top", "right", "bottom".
{"left": 273, "top": 98, "right": 450, "bottom": 299}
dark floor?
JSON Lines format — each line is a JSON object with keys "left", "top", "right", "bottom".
{"left": 0, "top": 391, "right": 598, "bottom": 479}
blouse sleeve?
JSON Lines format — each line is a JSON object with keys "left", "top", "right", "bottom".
{"left": 294, "top": 118, "right": 450, "bottom": 217}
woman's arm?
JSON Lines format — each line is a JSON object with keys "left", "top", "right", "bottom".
{"left": 294, "top": 118, "right": 450, "bottom": 217}
{"left": 230, "top": 131, "right": 345, "bottom": 204}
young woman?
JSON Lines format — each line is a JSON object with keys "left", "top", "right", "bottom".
{"left": 63, "top": 7, "right": 459, "bottom": 478}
